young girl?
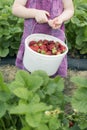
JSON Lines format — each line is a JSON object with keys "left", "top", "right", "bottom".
{"left": 12, "top": 0, "right": 74, "bottom": 77}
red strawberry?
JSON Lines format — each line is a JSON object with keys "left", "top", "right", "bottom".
{"left": 56, "top": 51, "right": 61, "bottom": 55}
{"left": 43, "top": 40, "right": 49, "bottom": 45}
{"left": 29, "top": 40, "right": 66, "bottom": 55}
{"left": 69, "top": 121, "right": 74, "bottom": 128}
{"left": 29, "top": 41, "right": 37, "bottom": 46}
{"left": 46, "top": 51, "right": 52, "bottom": 55}
{"left": 39, "top": 45, "right": 47, "bottom": 52}
{"left": 30, "top": 45, "right": 39, "bottom": 52}
{"left": 47, "top": 43, "right": 55, "bottom": 51}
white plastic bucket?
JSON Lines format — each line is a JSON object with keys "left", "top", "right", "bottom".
{"left": 23, "top": 33, "right": 68, "bottom": 76}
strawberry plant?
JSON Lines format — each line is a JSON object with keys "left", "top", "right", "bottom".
{"left": 7, "top": 70, "right": 68, "bottom": 130}
{"left": 0, "top": 70, "right": 87, "bottom": 130}
{"left": 65, "top": 0, "right": 87, "bottom": 58}
{"left": 0, "top": 70, "right": 70, "bottom": 130}
{"left": 71, "top": 76, "right": 87, "bottom": 130}
{"left": 0, "top": 0, "right": 23, "bottom": 57}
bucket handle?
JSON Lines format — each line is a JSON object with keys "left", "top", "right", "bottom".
{"left": 30, "top": 22, "right": 68, "bottom": 45}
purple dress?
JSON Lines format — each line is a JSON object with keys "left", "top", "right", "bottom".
{"left": 16, "top": 0, "right": 67, "bottom": 77}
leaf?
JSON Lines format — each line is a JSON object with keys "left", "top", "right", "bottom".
{"left": 0, "top": 72, "right": 5, "bottom": 90}
{"left": 54, "top": 76, "right": 64, "bottom": 91}
{"left": 25, "top": 113, "right": 42, "bottom": 127}
{"left": 2, "top": 41, "right": 10, "bottom": 48}
{"left": 76, "top": 31, "right": 85, "bottom": 46}
{"left": 21, "top": 126, "right": 32, "bottom": 130}
{"left": 0, "top": 72, "right": 4, "bottom": 82}
{"left": 71, "top": 4, "right": 87, "bottom": 27}
{"left": 15, "top": 70, "right": 43, "bottom": 92}
{"left": 48, "top": 92, "right": 64, "bottom": 108}
{"left": 71, "top": 76, "right": 87, "bottom": 114}
{"left": 71, "top": 76, "right": 87, "bottom": 88}
{"left": 71, "top": 88, "right": 87, "bottom": 113}
{"left": 71, "top": 16, "right": 87, "bottom": 27}
{"left": 10, "top": 104, "right": 29, "bottom": 115}
{"left": 28, "top": 103, "right": 52, "bottom": 113}
{"left": 75, "top": 27, "right": 87, "bottom": 48}
{"left": 30, "top": 94, "right": 40, "bottom": 103}
{"left": 45, "top": 77, "right": 64, "bottom": 96}
{"left": 35, "top": 124, "right": 49, "bottom": 130}
{"left": 45, "top": 79, "right": 57, "bottom": 95}
{"left": 11, "top": 42, "right": 20, "bottom": 49}
{"left": 0, "top": 91, "right": 11, "bottom": 101}
{"left": 13, "top": 27, "right": 23, "bottom": 33}
{"left": 0, "top": 101, "right": 7, "bottom": 118}
{"left": 0, "top": 47, "right": 9, "bottom": 57}
{"left": 69, "top": 124, "right": 80, "bottom": 130}
{"left": 78, "top": 119, "right": 87, "bottom": 129}
{"left": 13, "top": 87, "right": 29, "bottom": 100}
{"left": 80, "top": 45, "right": 87, "bottom": 54}
{"left": 77, "top": 3, "right": 87, "bottom": 12}
{"left": 84, "top": 26, "right": 87, "bottom": 37}
{"left": 10, "top": 102, "right": 52, "bottom": 115}
{"left": 15, "top": 70, "right": 31, "bottom": 84}
{"left": 9, "top": 81, "right": 25, "bottom": 92}
{"left": 31, "top": 70, "right": 49, "bottom": 86}
{"left": 49, "top": 117, "right": 61, "bottom": 130}
{"left": 0, "top": 72, "right": 10, "bottom": 92}
{"left": 27, "top": 75, "right": 43, "bottom": 92}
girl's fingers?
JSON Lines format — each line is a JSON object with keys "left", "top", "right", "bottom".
{"left": 45, "top": 11, "right": 50, "bottom": 17}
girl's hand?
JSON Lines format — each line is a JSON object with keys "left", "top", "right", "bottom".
{"left": 35, "top": 10, "right": 50, "bottom": 23}
{"left": 48, "top": 16, "right": 63, "bottom": 29}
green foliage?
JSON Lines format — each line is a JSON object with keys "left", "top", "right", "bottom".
{"left": 65, "top": 0, "right": 87, "bottom": 55}
{"left": 0, "top": 0, "right": 23, "bottom": 57}
{"left": 71, "top": 76, "right": 87, "bottom": 113}
{"left": 71, "top": 76, "right": 87, "bottom": 130}
{"left": 0, "top": 70, "right": 69, "bottom": 130}
{"left": 0, "top": 72, "right": 12, "bottom": 119}
{"left": 0, "top": 70, "right": 87, "bottom": 130}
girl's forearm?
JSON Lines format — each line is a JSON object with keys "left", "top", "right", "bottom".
{"left": 12, "top": 5, "right": 36, "bottom": 19}
{"left": 58, "top": 9, "right": 74, "bottom": 22}
{"left": 61, "top": 0, "right": 74, "bottom": 22}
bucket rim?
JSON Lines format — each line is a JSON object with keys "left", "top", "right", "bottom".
{"left": 25, "top": 33, "right": 68, "bottom": 58}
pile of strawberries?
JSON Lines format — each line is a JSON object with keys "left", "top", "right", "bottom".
{"left": 29, "top": 39, "right": 66, "bottom": 55}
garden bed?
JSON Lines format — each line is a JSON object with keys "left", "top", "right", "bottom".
{"left": 0, "top": 64, "right": 87, "bottom": 130}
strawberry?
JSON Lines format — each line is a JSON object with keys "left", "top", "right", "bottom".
{"left": 39, "top": 44, "right": 46, "bottom": 50}
{"left": 52, "top": 47, "right": 57, "bottom": 55}
{"left": 29, "top": 39, "right": 66, "bottom": 55}
{"left": 46, "top": 51, "right": 52, "bottom": 55}
{"left": 30, "top": 45, "right": 39, "bottom": 52}
{"left": 47, "top": 43, "right": 55, "bottom": 51}
{"left": 41, "top": 50, "right": 46, "bottom": 54}
{"left": 29, "top": 41, "right": 37, "bottom": 46}
{"left": 43, "top": 40, "right": 49, "bottom": 45}
{"left": 56, "top": 51, "right": 61, "bottom": 55}
{"left": 69, "top": 121, "right": 74, "bottom": 128}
